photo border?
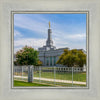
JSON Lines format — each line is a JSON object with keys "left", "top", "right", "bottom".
{"left": 11, "top": 11, "right": 89, "bottom": 89}
{"left": 1, "top": 0, "right": 100, "bottom": 100}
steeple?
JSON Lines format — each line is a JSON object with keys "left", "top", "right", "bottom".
{"left": 38, "top": 22, "right": 56, "bottom": 51}
{"left": 46, "top": 22, "right": 53, "bottom": 47}
{"left": 49, "top": 21, "right": 50, "bottom": 29}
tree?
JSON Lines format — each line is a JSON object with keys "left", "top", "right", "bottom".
{"left": 56, "top": 49, "right": 86, "bottom": 67}
{"left": 15, "top": 46, "right": 39, "bottom": 66}
{"left": 36, "top": 60, "right": 43, "bottom": 66}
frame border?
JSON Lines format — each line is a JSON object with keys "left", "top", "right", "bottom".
{"left": 11, "top": 11, "right": 89, "bottom": 89}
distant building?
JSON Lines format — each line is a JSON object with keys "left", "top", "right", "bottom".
{"left": 38, "top": 22, "right": 69, "bottom": 66}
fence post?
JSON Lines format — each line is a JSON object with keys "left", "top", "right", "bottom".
{"left": 39, "top": 66, "right": 41, "bottom": 83}
{"left": 72, "top": 67, "right": 73, "bottom": 86}
{"left": 28, "top": 65, "right": 33, "bottom": 83}
{"left": 54, "top": 66, "right": 56, "bottom": 86}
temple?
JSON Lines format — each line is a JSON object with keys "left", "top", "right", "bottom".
{"left": 38, "top": 22, "right": 69, "bottom": 66}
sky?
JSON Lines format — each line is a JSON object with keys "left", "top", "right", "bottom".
{"left": 14, "top": 13, "right": 86, "bottom": 53}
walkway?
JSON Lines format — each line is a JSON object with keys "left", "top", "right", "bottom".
{"left": 14, "top": 75, "right": 86, "bottom": 85}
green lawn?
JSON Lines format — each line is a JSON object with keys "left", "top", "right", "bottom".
{"left": 34, "top": 71, "right": 86, "bottom": 82}
{"left": 33, "top": 79, "right": 86, "bottom": 87}
{"left": 14, "top": 80, "right": 86, "bottom": 87}
{"left": 15, "top": 71, "right": 86, "bottom": 82}
{"left": 14, "top": 80, "right": 52, "bottom": 86}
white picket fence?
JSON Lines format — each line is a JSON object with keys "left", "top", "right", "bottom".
{"left": 14, "top": 66, "right": 86, "bottom": 87}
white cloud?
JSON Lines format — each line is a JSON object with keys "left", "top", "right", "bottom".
{"left": 14, "top": 47, "right": 22, "bottom": 54}
{"left": 14, "top": 30, "right": 23, "bottom": 37}
{"left": 67, "top": 34, "right": 86, "bottom": 39}
{"left": 14, "top": 15, "right": 48, "bottom": 37}
{"left": 14, "top": 14, "right": 86, "bottom": 53}
{"left": 14, "top": 14, "right": 86, "bottom": 41}
{"left": 14, "top": 31, "right": 86, "bottom": 53}
{"left": 53, "top": 29, "right": 86, "bottom": 40}
{"left": 53, "top": 33, "right": 86, "bottom": 50}
{"left": 14, "top": 38, "right": 46, "bottom": 53}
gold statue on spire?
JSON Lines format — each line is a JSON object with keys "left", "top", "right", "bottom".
{"left": 49, "top": 21, "right": 50, "bottom": 28}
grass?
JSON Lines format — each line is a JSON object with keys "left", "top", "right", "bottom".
{"left": 14, "top": 80, "right": 86, "bottom": 87}
{"left": 34, "top": 71, "right": 86, "bottom": 82}
{"left": 14, "top": 70, "right": 86, "bottom": 87}
{"left": 14, "top": 71, "right": 86, "bottom": 82}
{"left": 14, "top": 80, "right": 52, "bottom": 86}
{"left": 33, "top": 79, "right": 86, "bottom": 87}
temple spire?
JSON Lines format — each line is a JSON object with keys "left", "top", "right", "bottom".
{"left": 49, "top": 21, "right": 50, "bottom": 29}
{"left": 46, "top": 22, "right": 53, "bottom": 47}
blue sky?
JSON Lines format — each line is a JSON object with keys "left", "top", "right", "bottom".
{"left": 14, "top": 13, "right": 86, "bottom": 53}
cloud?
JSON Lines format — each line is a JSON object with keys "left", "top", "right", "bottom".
{"left": 67, "top": 34, "right": 86, "bottom": 39}
{"left": 14, "top": 30, "right": 86, "bottom": 53}
{"left": 14, "top": 14, "right": 48, "bottom": 37}
{"left": 53, "top": 33, "right": 86, "bottom": 50}
{"left": 14, "top": 14, "right": 86, "bottom": 53}
{"left": 14, "top": 14, "right": 86, "bottom": 40}
{"left": 53, "top": 29, "right": 86, "bottom": 40}
{"left": 14, "top": 37, "right": 67, "bottom": 53}
{"left": 14, "top": 33, "right": 86, "bottom": 53}
{"left": 14, "top": 30, "right": 23, "bottom": 37}
{"left": 14, "top": 47, "right": 22, "bottom": 53}
{"left": 14, "top": 38, "right": 46, "bottom": 53}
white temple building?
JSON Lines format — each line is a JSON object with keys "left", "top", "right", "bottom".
{"left": 38, "top": 22, "right": 69, "bottom": 66}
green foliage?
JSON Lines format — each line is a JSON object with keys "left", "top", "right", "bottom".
{"left": 14, "top": 80, "right": 51, "bottom": 86}
{"left": 56, "top": 49, "right": 86, "bottom": 67}
{"left": 14, "top": 61, "right": 17, "bottom": 65}
{"left": 36, "top": 60, "right": 43, "bottom": 66}
{"left": 15, "top": 45, "right": 39, "bottom": 66}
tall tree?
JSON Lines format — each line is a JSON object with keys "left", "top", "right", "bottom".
{"left": 15, "top": 46, "right": 39, "bottom": 66}
{"left": 56, "top": 49, "right": 86, "bottom": 67}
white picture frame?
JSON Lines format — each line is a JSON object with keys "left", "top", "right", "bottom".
{"left": 0, "top": 0, "right": 100, "bottom": 100}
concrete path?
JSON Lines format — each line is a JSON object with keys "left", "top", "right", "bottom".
{"left": 14, "top": 75, "right": 86, "bottom": 85}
